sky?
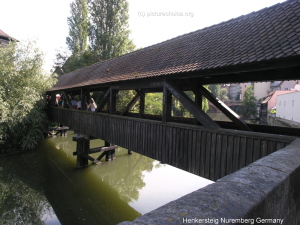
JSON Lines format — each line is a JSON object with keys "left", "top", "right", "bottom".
{"left": 0, "top": 0, "right": 287, "bottom": 72}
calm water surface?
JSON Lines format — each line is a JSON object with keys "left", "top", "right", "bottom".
{"left": 0, "top": 130, "right": 213, "bottom": 225}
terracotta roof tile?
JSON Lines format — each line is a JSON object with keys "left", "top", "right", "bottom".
{"left": 0, "top": 29, "right": 17, "bottom": 41}
{"left": 51, "top": 0, "right": 300, "bottom": 91}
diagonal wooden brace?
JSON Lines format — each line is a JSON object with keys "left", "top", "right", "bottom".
{"left": 191, "top": 82, "right": 251, "bottom": 131}
{"left": 96, "top": 88, "right": 111, "bottom": 112}
{"left": 164, "top": 80, "right": 220, "bottom": 129}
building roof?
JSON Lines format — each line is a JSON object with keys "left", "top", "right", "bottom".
{"left": 262, "top": 90, "right": 295, "bottom": 104}
{"left": 51, "top": 0, "right": 300, "bottom": 92}
{"left": 0, "top": 29, "right": 16, "bottom": 41}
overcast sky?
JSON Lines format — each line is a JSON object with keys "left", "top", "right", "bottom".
{"left": 0, "top": 0, "right": 286, "bottom": 72}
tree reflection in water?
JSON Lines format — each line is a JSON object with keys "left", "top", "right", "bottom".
{"left": 41, "top": 132, "right": 159, "bottom": 224}
{"left": 0, "top": 131, "right": 212, "bottom": 225}
{"left": 0, "top": 151, "right": 57, "bottom": 224}
{"left": 90, "top": 147, "right": 161, "bottom": 203}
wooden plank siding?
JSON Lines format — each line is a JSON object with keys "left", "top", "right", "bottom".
{"left": 49, "top": 107, "right": 296, "bottom": 181}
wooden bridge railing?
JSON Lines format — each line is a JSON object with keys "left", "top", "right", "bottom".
{"left": 48, "top": 107, "right": 296, "bottom": 181}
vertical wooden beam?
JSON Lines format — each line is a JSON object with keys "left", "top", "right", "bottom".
{"left": 73, "top": 135, "right": 89, "bottom": 168}
{"left": 80, "top": 89, "right": 84, "bottom": 110}
{"left": 105, "top": 141, "right": 110, "bottom": 161}
{"left": 104, "top": 141, "right": 115, "bottom": 161}
{"left": 51, "top": 93, "right": 56, "bottom": 106}
{"left": 164, "top": 80, "right": 220, "bottom": 129}
{"left": 110, "top": 89, "right": 118, "bottom": 114}
{"left": 195, "top": 92, "right": 202, "bottom": 109}
{"left": 138, "top": 89, "right": 145, "bottom": 118}
{"left": 163, "top": 82, "right": 172, "bottom": 122}
{"left": 194, "top": 91, "right": 203, "bottom": 125}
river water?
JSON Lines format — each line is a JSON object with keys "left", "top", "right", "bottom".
{"left": 0, "top": 130, "right": 213, "bottom": 225}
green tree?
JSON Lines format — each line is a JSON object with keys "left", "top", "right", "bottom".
{"left": 208, "top": 84, "right": 229, "bottom": 101}
{"left": 116, "top": 90, "right": 137, "bottom": 112}
{"left": 54, "top": 0, "right": 135, "bottom": 74}
{"left": 208, "top": 84, "right": 221, "bottom": 98}
{"left": 55, "top": 0, "right": 97, "bottom": 74}
{"left": 55, "top": 50, "right": 97, "bottom": 74}
{"left": 172, "top": 88, "right": 209, "bottom": 117}
{"left": 0, "top": 42, "right": 56, "bottom": 152}
{"left": 219, "top": 88, "right": 229, "bottom": 101}
{"left": 66, "top": 0, "right": 89, "bottom": 55}
{"left": 88, "top": 0, "right": 135, "bottom": 60}
{"left": 242, "top": 85, "right": 257, "bottom": 119}
{"left": 145, "top": 93, "right": 163, "bottom": 115}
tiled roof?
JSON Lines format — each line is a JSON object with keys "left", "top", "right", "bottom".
{"left": 51, "top": 0, "right": 300, "bottom": 91}
{"left": 262, "top": 90, "right": 295, "bottom": 104}
{"left": 0, "top": 29, "right": 15, "bottom": 41}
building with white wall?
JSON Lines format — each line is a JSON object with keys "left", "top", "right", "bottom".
{"left": 271, "top": 80, "right": 299, "bottom": 92}
{"left": 276, "top": 91, "right": 300, "bottom": 123}
{"left": 260, "top": 90, "right": 294, "bottom": 124}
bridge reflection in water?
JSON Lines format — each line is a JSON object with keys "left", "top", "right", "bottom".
{"left": 42, "top": 130, "right": 213, "bottom": 224}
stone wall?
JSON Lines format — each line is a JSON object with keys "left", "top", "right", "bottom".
{"left": 119, "top": 139, "right": 300, "bottom": 225}
{"left": 268, "top": 115, "right": 300, "bottom": 128}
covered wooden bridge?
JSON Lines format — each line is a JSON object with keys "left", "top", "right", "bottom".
{"left": 47, "top": 0, "right": 300, "bottom": 181}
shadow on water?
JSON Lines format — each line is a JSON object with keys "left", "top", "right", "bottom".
{"left": 0, "top": 130, "right": 214, "bottom": 225}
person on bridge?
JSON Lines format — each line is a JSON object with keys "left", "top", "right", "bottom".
{"left": 87, "top": 99, "right": 97, "bottom": 112}
{"left": 71, "top": 97, "right": 77, "bottom": 109}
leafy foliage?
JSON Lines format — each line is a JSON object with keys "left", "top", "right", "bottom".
{"left": 219, "top": 88, "right": 229, "bottom": 101}
{"left": 89, "top": 0, "right": 135, "bottom": 60}
{"left": 208, "top": 84, "right": 221, "bottom": 98}
{"left": 208, "top": 84, "right": 229, "bottom": 101}
{"left": 55, "top": 50, "right": 98, "bottom": 74}
{"left": 141, "top": 88, "right": 209, "bottom": 117}
{"left": 55, "top": 0, "right": 135, "bottom": 73}
{"left": 116, "top": 90, "right": 137, "bottom": 112}
{"left": 66, "top": 0, "right": 89, "bottom": 55}
{"left": 269, "top": 108, "right": 276, "bottom": 114}
{"left": 172, "top": 90, "right": 209, "bottom": 117}
{"left": 0, "top": 42, "right": 56, "bottom": 152}
{"left": 144, "top": 93, "right": 163, "bottom": 115}
{"left": 242, "top": 85, "right": 257, "bottom": 119}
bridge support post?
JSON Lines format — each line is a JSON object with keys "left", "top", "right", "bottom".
{"left": 105, "top": 141, "right": 115, "bottom": 161}
{"left": 73, "top": 135, "right": 89, "bottom": 168}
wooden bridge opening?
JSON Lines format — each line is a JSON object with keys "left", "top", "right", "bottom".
{"left": 47, "top": 0, "right": 300, "bottom": 181}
